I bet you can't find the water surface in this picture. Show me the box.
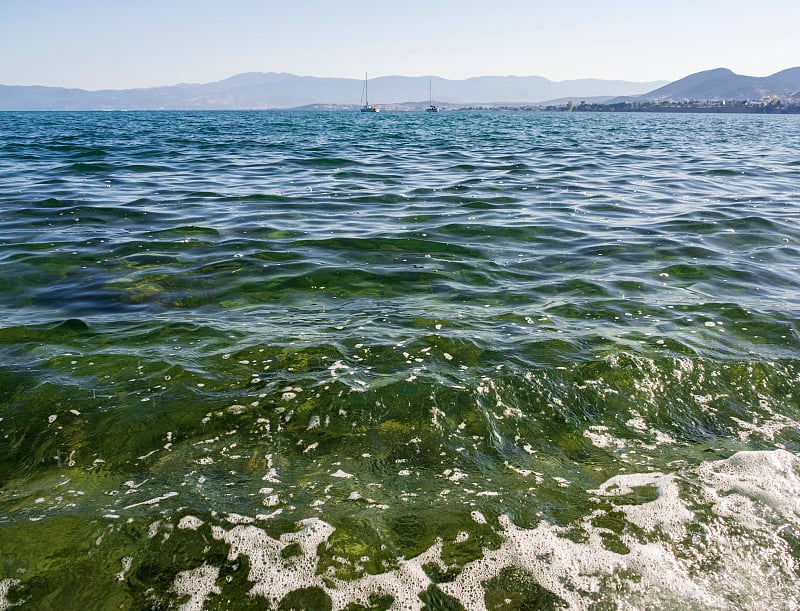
[1,110,799,609]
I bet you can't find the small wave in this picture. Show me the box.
[290,156,362,168]
[184,191,225,199]
[121,163,175,173]
[219,193,293,203]
[59,162,116,174]
[146,225,222,238]
[695,168,742,176]
[344,193,407,204]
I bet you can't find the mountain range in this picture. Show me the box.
[628,67,800,102]
[0,68,798,110]
[0,73,665,110]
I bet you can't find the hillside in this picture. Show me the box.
[637,67,800,101]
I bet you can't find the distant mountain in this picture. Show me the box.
[0,73,667,110]
[633,67,800,102]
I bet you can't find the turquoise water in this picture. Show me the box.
[1,110,799,609]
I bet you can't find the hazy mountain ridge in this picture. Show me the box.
[0,72,666,110]
[3,68,798,110]
[627,67,800,102]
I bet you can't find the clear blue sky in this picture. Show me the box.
[1,0,797,90]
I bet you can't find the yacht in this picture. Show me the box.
[360,73,380,112]
[425,78,440,112]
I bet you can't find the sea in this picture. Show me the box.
[0,110,799,610]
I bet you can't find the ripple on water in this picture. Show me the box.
[0,110,799,609]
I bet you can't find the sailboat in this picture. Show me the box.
[425,77,440,112]
[360,73,379,112]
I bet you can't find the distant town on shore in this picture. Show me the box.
[1,67,799,112]
[462,99,800,114]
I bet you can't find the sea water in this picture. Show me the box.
[0,110,799,610]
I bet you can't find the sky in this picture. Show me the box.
[1,0,798,90]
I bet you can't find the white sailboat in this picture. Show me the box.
[360,73,379,112]
[425,77,440,112]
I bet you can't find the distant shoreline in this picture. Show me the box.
[2,102,799,114]
[564,100,800,114]
[454,100,800,114]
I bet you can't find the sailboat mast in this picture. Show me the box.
[360,72,379,112]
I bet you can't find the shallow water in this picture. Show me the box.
[1,110,799,609]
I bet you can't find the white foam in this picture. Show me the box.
[115,556,133,582]
[225,513,255,525]
[123,491,179,510]
[698,449,800,521]
[255,508,283,520]
[592,472,693,540]
[584,425,626,449]
[685,449,800,609]
[439,514,727,610]
[731,413,794,443]
[178,516,204,530]
[326,541,444,611]
[214,518,335,606]
[159,450,800,609]
[0,580,20,611]
[173,565,220,611]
